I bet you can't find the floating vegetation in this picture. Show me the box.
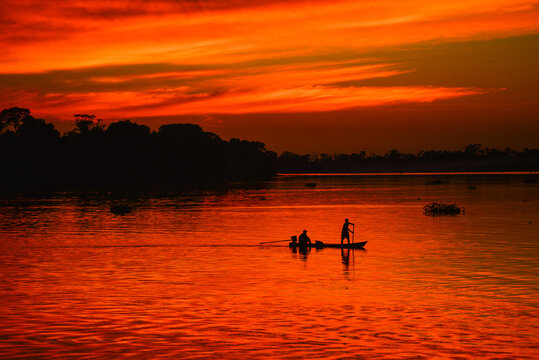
[424,202,463,215]
[305,182,317,187]
[110,204,132,215]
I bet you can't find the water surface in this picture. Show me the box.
[0,173,538,359]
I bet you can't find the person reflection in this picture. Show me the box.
[342,248,350,267]
[298,244,311,260]
[342,248,357,274]
[290,244,312,259]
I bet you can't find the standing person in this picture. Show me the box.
[298,230,311,247]
[341,218,354,244]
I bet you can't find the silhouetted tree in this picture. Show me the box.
[104,120,152,185]
[0,107,33,134]
[0,108,62,188]
[73,114,104,133]
[464,143,482,156]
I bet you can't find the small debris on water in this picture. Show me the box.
[305,182,317,187]
[110,204,132,215]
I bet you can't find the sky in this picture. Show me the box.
[1,0,538,153]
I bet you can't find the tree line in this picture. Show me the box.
[277,144,539,173]
[1,107,537,190]
[0,107,276,189]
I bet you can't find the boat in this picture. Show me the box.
[289,241,367,249]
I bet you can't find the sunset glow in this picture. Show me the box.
[1,2,538,357]
[1,0,538,152]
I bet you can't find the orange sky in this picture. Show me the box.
[1,0,538,153]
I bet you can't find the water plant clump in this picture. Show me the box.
[424,202,462,215]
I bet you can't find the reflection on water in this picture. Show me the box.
[0,173,538,359]
[341,248,351,270]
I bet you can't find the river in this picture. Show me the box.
[0,173,537,359]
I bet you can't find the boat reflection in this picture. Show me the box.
[291,245,312,261]
[289,243,365,267]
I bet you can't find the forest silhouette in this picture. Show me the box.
[1,107,537,190]
[0,107,276,189]
[277,145,539,173]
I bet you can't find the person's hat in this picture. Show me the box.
[303,229,307,232]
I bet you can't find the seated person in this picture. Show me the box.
[298,230,311,246]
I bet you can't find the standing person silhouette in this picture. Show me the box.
[341,219,354,244]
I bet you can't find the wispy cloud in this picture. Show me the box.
[2,0,537,70]
[0,0,537,121]
[0,57,487,118]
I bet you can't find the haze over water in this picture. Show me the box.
[0,173,537,359]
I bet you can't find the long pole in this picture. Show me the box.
[352,223,355,244]
[259,239,290,245]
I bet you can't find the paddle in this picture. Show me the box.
[259,239,290,245]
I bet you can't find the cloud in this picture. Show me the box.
[1,0,537,72]
[3,32,537,120]
[0,0,536,132]
[0,84,486,121]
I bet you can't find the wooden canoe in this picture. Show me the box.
[289,241,367,249]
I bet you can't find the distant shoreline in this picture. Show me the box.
[278,171,539,176]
